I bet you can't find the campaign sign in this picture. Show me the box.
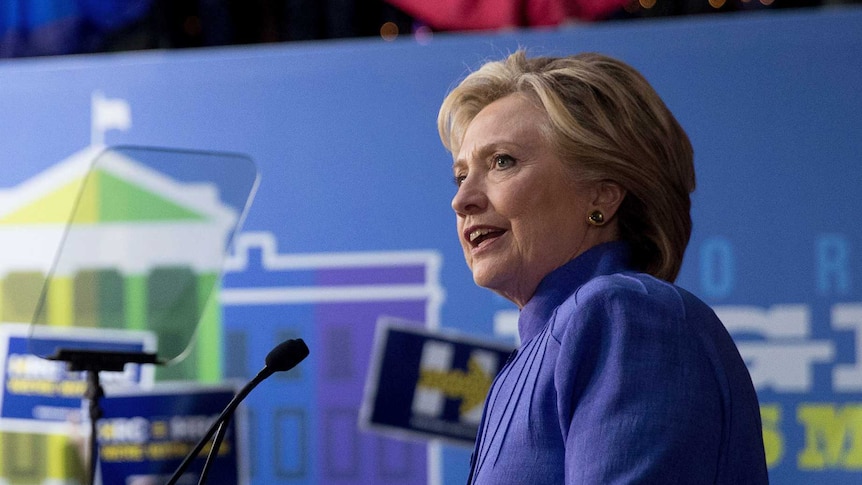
[0,324,154,423]
[361,318,515,446]
[97,384,242,485]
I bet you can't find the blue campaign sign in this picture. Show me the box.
[0,324,154,423]
[361,319,514,446]
[97,384,242,485]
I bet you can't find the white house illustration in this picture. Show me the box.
[0,94,249,485]
[0,96,240,383]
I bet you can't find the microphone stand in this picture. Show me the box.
[166,338,309,485]
[166,367,271,485]
[197,420,229,485]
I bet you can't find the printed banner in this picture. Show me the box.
[0,323,155,424]
[98,383,242,485]
[1,7,860,483]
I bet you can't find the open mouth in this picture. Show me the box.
[467,227,505,248]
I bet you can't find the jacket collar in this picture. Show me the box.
[518,241,632,344]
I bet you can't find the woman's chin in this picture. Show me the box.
[472,270,499,292]
[472,268,513,299]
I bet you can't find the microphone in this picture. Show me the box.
[265,338,310,373]
[165,338,309,485]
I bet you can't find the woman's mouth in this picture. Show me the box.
[467,227,505,248]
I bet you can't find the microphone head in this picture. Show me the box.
[265,338,309,372]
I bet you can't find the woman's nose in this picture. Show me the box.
[451,175,487,215]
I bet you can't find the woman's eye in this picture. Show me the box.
[494,154,515,169]
[453,174,467,186]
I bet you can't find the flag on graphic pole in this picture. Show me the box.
[91,91,132,146]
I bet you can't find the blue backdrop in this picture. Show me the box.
[0,6,860,484]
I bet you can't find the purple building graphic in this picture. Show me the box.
[221,232,445,484]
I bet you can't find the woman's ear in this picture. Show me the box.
[593,181,626,221]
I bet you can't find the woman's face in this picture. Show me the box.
[451,94,603,307]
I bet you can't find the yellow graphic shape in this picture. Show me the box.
[417,356,493,415]
[0,177,86,224]
[46,276,73,326]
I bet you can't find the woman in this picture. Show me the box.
[438,51,768,484]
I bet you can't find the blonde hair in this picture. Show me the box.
[438,51,695,282]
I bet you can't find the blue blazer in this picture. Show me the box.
[468,242,768,484]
